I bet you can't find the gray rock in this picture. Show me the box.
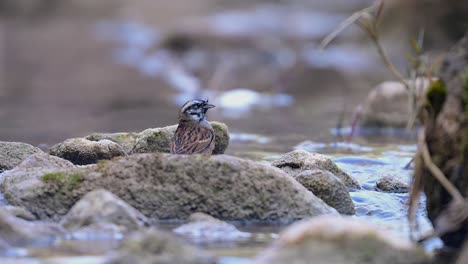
[0,153,76,217]
[272,150,360,190]
[0,141,43,172]
[295,170,355,215]
[174,212,250,242]
[376,175,409,193]
[50,138,127,165]
[60,189,150,232]
[254,216,429,264]
[130,121,229,155]
[107,228,216,264]
[0,206,36,221]
[360,78,431,128]
[86,132,139,153]
[2,153,337,223]
[0,211,65,246]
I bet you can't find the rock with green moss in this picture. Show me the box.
[294,169,355,215]
[106,228,217,264]
[0,152,74,192]
[130,126,176,154]
[60,189,149,232]
[0,141,43,172]
[0,153,76,219]
[130,121,229,155]
[50,138,127,165]
[360,78,433,128]
[272,150,360,190]
[254,216,429,264]
[86,132,139,153]
[1,153,337,222]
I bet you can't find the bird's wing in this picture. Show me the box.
[172,124,214,154]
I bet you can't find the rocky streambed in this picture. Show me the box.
[0,122,439,264]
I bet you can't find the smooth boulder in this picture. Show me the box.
[1,153,337,223]
[0,141,43,172]
[107,228,216,264]
[272,150,360,190]
[254,216,429,264]
[295,170,355,215]
[60,189,150,231]
[50,138,127,165]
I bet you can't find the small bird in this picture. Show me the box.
[171,99,216,155]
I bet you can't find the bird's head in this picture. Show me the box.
[179,99,215,122]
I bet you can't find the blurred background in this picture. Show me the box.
[0,0,466,154]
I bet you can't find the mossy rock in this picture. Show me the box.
[1,153,336,222]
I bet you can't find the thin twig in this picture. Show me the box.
[418,130,464,202]
[372,34,410,89]
[319,2,380,50]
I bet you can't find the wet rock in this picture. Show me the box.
[272,150,360,190]
[376,174,409,193]
[70,222,127,240]
[254,216,429,264]
[86,132,139,154]
[0,141,43,172]
[2,153,337,223]
[360,78,431,128]
[107,228,217,264]
[60,189,150,232]
[0,211,65,246]
[174,212,250,242]
[295,170,355,215]
[0,206,36,221]
[131,122,229,155]
[50,138,127,165]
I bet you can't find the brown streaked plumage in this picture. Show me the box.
[171,99,215,155]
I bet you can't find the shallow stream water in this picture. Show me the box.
[0,0,444,263]
[0,132,442,263]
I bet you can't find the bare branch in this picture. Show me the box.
[418,130,464,202]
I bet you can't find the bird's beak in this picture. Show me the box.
[203,103,215,109]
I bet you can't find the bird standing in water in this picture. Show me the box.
[171,99,215,155]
